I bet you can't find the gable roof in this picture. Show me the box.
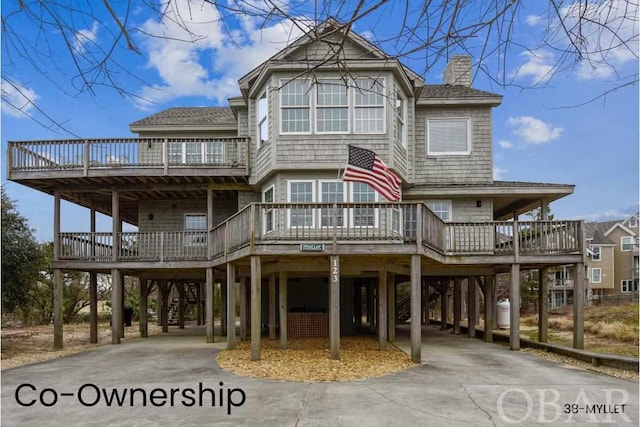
[129,107,237,131]
[584,221,619,240]
[590,227,616,245]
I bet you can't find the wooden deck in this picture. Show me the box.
[55,202,584,269]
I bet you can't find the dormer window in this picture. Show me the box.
[257,90,269,146]
[629,217,638,228]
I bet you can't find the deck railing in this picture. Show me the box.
[57,203,583,262]
[8,137,249,174]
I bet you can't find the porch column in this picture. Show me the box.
[161,281,169,333]
[484,275,494,343]
[453,278,461,335]
[573,263,586,349]
[388,274,396,342]
[510,264,521,350]
[440,283,448,331]
[467,277,476,338]
[178,283,185,329]
[269,274,276,340]
[279,271,288,349]
[239,276,248,341]
[250,256,262,361]
[139,279,148,338]
[538,267,549,342]
[329,255,341,359]
[378,269,388,351]
[221,282,227,336]
[410,255,422,363]
[89,272,98,343]
[53,268,64,349]
[111,269,122,344]
[206,268,214,343]
[227,263,236,350]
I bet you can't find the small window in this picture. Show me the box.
[629,217,638,228]
[427,118,471,155]
[591,268,602,283]
[168,141,224,164]
[394,90,406,148]
[592,246,601,261]
[257,90,269,146]
[185,214,207,246]
[263,186,274,233]
[426,201,451,221]
[621,236,633,251]
[621,279,638,293]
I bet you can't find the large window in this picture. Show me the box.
[257,90,269,146]
[427,118,471,155]
[591,268,602,283]
[168,141,224,164]
[320,181,345,226]
[316,80,348,133]
[621,279,638,292]
[621,236,633,251]
[354,78,385,133]
[287,181,315,227]
[281,80,311,133]
[185,214,207,246]
[592,246,601,261]
[351,182,378,227]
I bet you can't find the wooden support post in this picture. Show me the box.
[538,267,549,343]
[510,264,521,350]
[410,255,422,363]
[239,276,248,341]
[440,283,448,331]
[119,274,125,338]
[453,278,461,335]
[178,284,185,329]
[53,268,64,349]
[354,283,362,328]
[269,274,276,340]
[378,269,388,351]
[155,281,162,326]
[250,256,261,361]
[329,255,340,359]
[474,278,481,326]
[221,282,227,336]
[573,263,585,349]
[89,272,98,343]
[53,191,61,261]
[279,271,288,349]
[388,275,396,343]
[227,263,236,350]
[467,277,476,338]
[367,283,375,331]
[484,275,494,343]
[161,281,169,333]
[196,283,202,326]
[111,269,121,344]
[112,191,119,261]
[139,278,148,338]
[206,268,214,343]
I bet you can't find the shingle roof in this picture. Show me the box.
[419,84,501,99]
[584,220,621,239]
[130,107,236,127]
[590,226,616,244]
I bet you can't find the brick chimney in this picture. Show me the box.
[444,55,472,86]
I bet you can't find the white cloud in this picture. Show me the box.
[135,0,307,107]
[1,79,40,118]
[493,167,508,180]
[498,139,513,149]
[514,51,555,84]
[525,15,544,26]
[73,21,99,54]
[508,116,562,144]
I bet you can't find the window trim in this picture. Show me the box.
[591,246,601,261]
[621,236,633,251]
[279,79,312,135]
[426,117,472,156]
[286,180,316,228]
[591,267,602,283]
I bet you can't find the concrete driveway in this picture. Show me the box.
[2,326,638,426]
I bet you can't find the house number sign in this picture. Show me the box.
[300,243,325,252]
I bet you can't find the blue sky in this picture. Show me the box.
[1,0,638,242]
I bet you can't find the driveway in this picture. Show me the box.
[2,326,637,426]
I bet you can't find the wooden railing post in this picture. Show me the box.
[83,140,90,176]
[249,204,256,254]
[160,233,164,263]
[513,220,520,262]
[332,203,338,252]
[416,204,423,250]
[163,138,169,175]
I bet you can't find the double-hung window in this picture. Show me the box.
[621,236,633,251]
[354,78,385,133]
[263,186,274,233]
[427,118,471,155]
[281,80,310,133]
[320,181,345,227]
[316,80,348,133]
[592,246,601,261]
[591,268,602,283]
[257,90,269,146]
[168,141,224,165]
[185,214,207,246]
[288,181,315,227]
[394,90,406,148]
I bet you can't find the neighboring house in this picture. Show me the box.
[585,213,640,302]
[6,19,587,361]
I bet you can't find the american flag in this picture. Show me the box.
[342,145,401,201]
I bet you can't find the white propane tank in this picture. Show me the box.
[497,300,510,329]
